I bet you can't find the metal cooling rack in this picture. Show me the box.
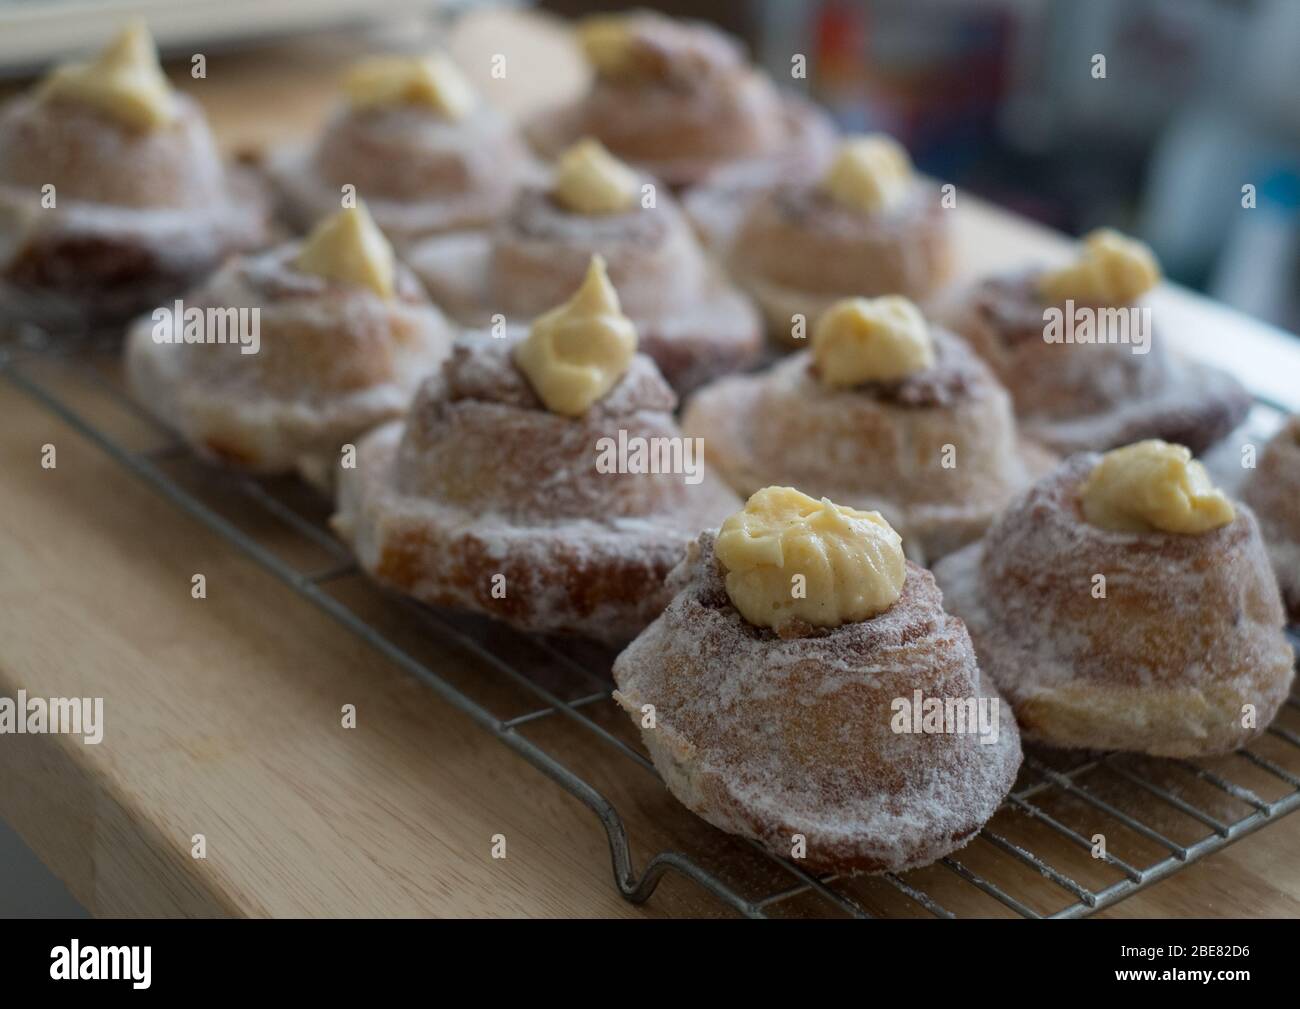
[3,333,1299,919]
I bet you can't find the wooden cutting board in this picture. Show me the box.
[1,11,1297,918]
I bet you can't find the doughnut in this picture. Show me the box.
[934,451,1295,756]
[333,335,739,643]
[613,527,1021,872]
[125,206,453,477]
[683,315,1055,563]
[1242,415,1300,620]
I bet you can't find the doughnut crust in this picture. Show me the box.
[333,337,739,643]
[933,454,1295,757]
[408,186,762,394]
[938,273,1252,455]
[724,182,953,344]
[613,534,1022,873]
[269,100,538,248]
[681,140,836,256]
[1242,415,1300,620]
[0,93,272,333]
[526,15,834,188]
[682,328,1057,563]
[125,243,453,475]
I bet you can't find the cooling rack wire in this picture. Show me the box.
[2,331,1298,919]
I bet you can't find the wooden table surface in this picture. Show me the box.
[1,11,1298,918]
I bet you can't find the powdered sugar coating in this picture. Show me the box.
[0,93,224,208]
[0,93,272,331]
[933,454,1294,756]
[407,185,762,395]
[488,186,705,315]
[527,15,834,187]
[612,533,1022,872]
[723,181,953,341]
[680,138,836,255]
[125,241,453,474]
[333,337,740,642]
[682,328,1056,563]
[269,101,538,246]
[938,273,1251,455]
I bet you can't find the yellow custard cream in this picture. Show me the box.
[39,21,176,130]
[514,255,638,416]
[1039,228,1161,305]
[715,486,906,630]
[1080,440,1235,534]
[812,296,934,387]
[344,54,475,120]
[553,139,640,215]
[578,15,637,80]
[295,203,396,299]
[821,134,913,214]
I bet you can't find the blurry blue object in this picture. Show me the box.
[1209,167,1300,332]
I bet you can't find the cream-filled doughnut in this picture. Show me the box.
[934,446,1294,756]
[333,257,739,642]
[125,204,453,477]
[613,489,1021,872]
[937,230,1251,455]
[0,23,272,333]
[683,297,1055,563]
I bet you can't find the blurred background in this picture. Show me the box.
[2,0,1298,334]
[560,0,1300,332]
